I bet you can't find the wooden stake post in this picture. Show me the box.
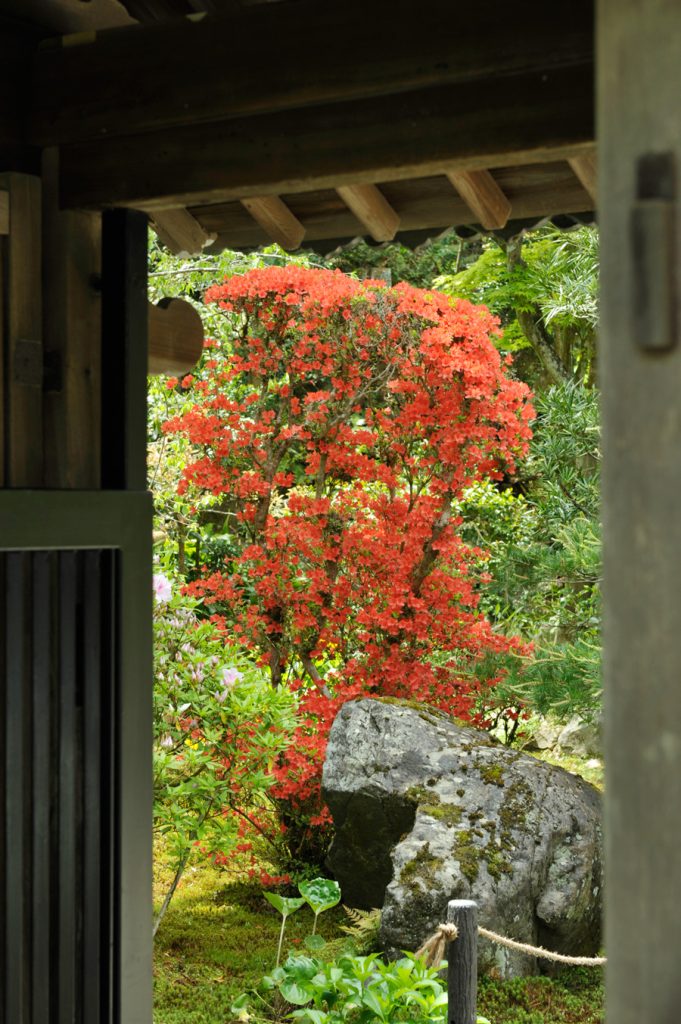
[447,900,478,1024]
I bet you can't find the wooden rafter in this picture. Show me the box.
[568,152,597,203]
[336,184,400,242]
[446,169,512,229]
[192,162,597,252]
[151,208,216,254]
[239,196,306,250]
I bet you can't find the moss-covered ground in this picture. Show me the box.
[153,869,603,1023]
[153,752,604,1023]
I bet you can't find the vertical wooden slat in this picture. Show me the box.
[42,149,102,489]
[0,555,5,1020]
[599,3,681,1023]
[118,524,154,1024]
[0,236,5,488]
[32,552,53,1024]
[101,550,117,1024]
[82,550,102,1021]
[101,209,148,491]
[4,552,29,1023]
[3,173,43,487]
[58,551,78,1023]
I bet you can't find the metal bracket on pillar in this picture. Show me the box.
[632,151,678,352]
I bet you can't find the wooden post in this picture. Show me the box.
[599,3,681,1023]
[447,900,478,1024]
[101,208,148,491]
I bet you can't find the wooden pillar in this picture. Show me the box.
[101,209,148,491]
[599,3,681,1022]
[42,149,102,489]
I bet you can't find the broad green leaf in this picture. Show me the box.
[298,878,341,915]
[280,978,314,1005]
[304,933,326,952]
[264,892,306,917]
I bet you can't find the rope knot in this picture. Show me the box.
[415,922,459,967]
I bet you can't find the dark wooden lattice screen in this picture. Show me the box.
[0,489,153,1024]
[1,550,117,1022]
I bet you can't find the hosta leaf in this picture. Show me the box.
[264,892,306,917]
[298,877,341,915]
[280,979,314,1005]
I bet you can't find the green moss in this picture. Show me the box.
[478,967,604,1024]
[405,786,462,827]
[480,763,506,787]
[369,696,448,726]
[400,842,444,889]
[499,778,532,837]
[453,829,482,883]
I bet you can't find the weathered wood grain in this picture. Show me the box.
[0,191,8,234]
[336,184,400,241]
[31,1,594,147]
[148,298,204,375]
[42,149,102,488]
[189,159,595,250]
[1,172,43,487]
[599,3,681,1023]
[151,207,216,254]
[568,152,597,203]
[239,195,306,249]
[58,65,594,210]
[447,169,512,229]
[447,901,478,1024]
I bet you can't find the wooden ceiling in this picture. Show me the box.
[2,0,596,254]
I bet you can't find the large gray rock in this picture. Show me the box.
[322,699,602,977]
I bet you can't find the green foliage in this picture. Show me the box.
[321,232,467,289]
[435,227,599,383]
[478,968,603,1024]
[152,578,298,930]
[148,238,316,578]
[458,381,601,723]
[264,892,308,967]
[233,951,452,1023]
[337,907,382,953]
[299,878,342,934]
[264,878,341,966]
[153,852,602,1024]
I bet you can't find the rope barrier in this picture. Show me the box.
[416,922,606,968]
[477,925,607,966]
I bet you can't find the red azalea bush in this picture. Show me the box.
[164,266,533,864]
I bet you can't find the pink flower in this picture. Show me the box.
[153,573,172,603]
[221,666,243,687]
[215,665,243,703]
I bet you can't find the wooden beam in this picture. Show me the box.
[336,184,400,242]
[199,160,596,252]
[58,64,594,210]
[239,196,306,250]
[151,207,216,255]
[568,153,597,203]
[0,190,8,234]
[446,169,512,229]
[31,1,594,148]
[148,298,204,375]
